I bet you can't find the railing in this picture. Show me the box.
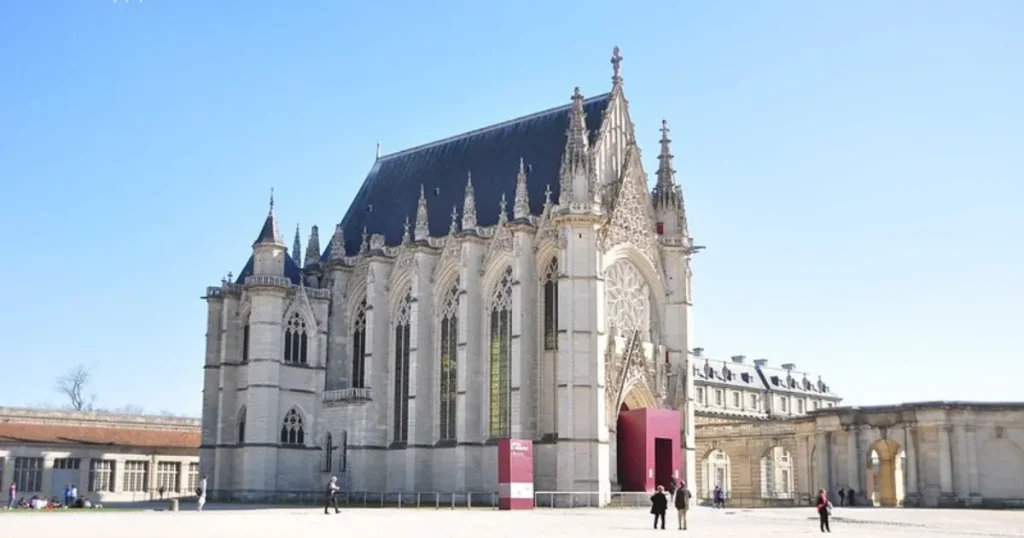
[245,275,292,288]
[323,387,372,404]
[306,287,331,300]
[694,493,817,509]
[207,489,500,508]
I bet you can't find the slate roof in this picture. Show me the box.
[0,422,199,449]
[234,253,303,285]
[322,93,611,259]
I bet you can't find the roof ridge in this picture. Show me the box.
[379,93,611,162]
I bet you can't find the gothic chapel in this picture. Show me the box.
[201,48,699,504]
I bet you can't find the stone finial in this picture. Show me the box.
[611,46,623,86]
[292,224,303,268]
[402,215,412,244]
[462,171,477,230]
[414,184,430,241]
[498,192,509,225]
[329,223,346,261]
[227,271,233,282]
[360,227,369,254]
[304,225,321,267]
[375,142,381,160]
[544,184,553,209]
[449,206,459,235]
[513,158,530,219]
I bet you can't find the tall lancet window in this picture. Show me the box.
[438,279,460,441]
[323,432,333,472]
[280,408,305,445]
[489,266,513,439]
[351,298,368,389]
[237,406,246,444]
[392,291,412,443]
[284,312,309,365]
[242,322,250,363]
[542,257,559,350]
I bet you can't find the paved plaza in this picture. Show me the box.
[3,505,1024,538]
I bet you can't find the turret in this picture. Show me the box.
[252,191,286,277]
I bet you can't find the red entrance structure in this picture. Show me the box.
[616,407,681,491]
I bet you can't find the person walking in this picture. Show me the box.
[816,489,832,533]
[70,485,78,506]
[324,476,340,514]
[649,485,668,530]
[837,488,845,507]
[197,475,207,512]
[6,482,15,510]
[667,476,678,499]
[674,481,692,530]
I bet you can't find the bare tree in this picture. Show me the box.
[55,365,96,411]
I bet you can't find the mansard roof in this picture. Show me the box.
[233,253,304,285]
[322,93,611,259]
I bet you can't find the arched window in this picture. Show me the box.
[542,257,558,350]
[280,408,305,445]
[489,266,513,439]
[351,298,368,389]
[242,322,250,363]
[284,312,309,365]
[237,406,246,444]
[323,432,333,472]
[392,291,412,443]
[439,279,459,441]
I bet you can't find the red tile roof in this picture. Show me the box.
[0,422,199,450]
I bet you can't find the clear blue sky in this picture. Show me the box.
[1,1,1021,415]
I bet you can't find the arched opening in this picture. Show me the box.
[865,439,904,507]
[759,446,794,499]
[702,449,732,500]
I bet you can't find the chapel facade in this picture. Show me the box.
[199,48,699,503]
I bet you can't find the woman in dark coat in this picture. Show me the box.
[650,485,668,530]
[816,488,832,533]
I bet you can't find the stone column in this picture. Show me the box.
[845,426,860,495]
[455,238,485,492]
[405,250,437,491]
[510,229,538,440]
[966,425,981,505]
[903,425,920,506]
[954,423,969,501]
[937,425,956,505]
[816,432,831,498]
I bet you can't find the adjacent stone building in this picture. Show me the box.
[694,402,1024,508]
[691,353,841,424]
[0,407,200,503]
[200,48,700,504]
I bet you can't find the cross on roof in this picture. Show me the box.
[611,46,623,82]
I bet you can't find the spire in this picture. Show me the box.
[513,158,530,219]
[329,223,346,261]
[543,184,553,211]
[449,206,459,235]
[402,215,412,244]
[462,171,477,230]
[375,142,381,160]
[292,224,303,267]
[252,189,284,247]
[651,120,689,237]
[497,193,509,225]
[304,226,321,267]
[558,87,592,206]
[414,184,430,241]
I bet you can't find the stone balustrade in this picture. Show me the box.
[322,388,372,406]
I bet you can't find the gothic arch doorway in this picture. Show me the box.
[866,439,905,507]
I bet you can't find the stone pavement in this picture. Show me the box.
[3,505,1024,538]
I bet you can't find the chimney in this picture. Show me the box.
[730,355,746,364]
[692,348,704,358]
[781,363,796,371]
[753,359,768,368]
